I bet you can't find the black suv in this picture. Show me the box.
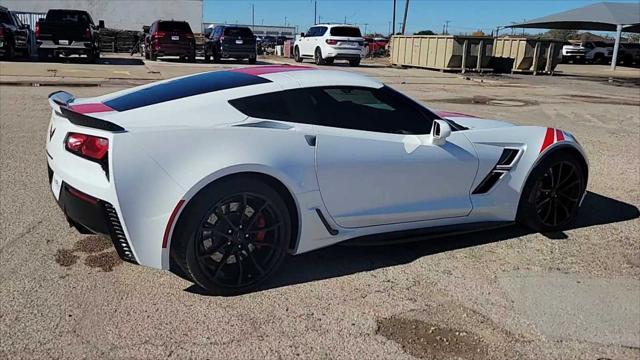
[205,26,256,63]
[0,6,33,60]
[36,9,104,62]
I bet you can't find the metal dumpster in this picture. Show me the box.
[492,37,563,75]
[390,35,493,72]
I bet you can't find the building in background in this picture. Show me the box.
[0,0,203,32]
[203,22,296,38]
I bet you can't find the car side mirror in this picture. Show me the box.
[143,25,150,34]
[300,32,305,37]
[98,20,105,29]
[428,120,451,146]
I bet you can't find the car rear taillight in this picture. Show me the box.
[153,31,166,39]
[65,133,109,161]
[184,33,194,39]
[326,39,338,45]
[0,27,4,37]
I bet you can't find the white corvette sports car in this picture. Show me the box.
[46,65,588,294]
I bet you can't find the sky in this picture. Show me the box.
[203,0,639,35]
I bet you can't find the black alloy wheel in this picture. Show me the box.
[518,152,585,232]
[182,177,291,295]
[314,47,325,65]
[532,161,583,228]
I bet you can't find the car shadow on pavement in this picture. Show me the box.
[183,191,639,296]
[6,56,145,65]
[156,58,273,66]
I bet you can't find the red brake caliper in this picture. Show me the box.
[255,215,267,243]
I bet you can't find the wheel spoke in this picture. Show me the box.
[215,206,237,231]
[211,250,231,279]
[201,227,232,240]
[243,243,265,275]
[236,251,244,286]
[541,199,553,223]
[559,179,580,192]
[557,167,576,188]
[552,199,558,225]
[199,240,228,259]
[558,191,579,202]
[536,197,551,209]
[556,198,571,219]
[246,201,270,230]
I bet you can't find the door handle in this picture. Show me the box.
[304,135,316,147]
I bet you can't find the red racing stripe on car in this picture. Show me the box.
[555,129,565,142]
[68,103,116,114]
[162,199,185,248]
[540,127,556,153]
[229,65,315,76]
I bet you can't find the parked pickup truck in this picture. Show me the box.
[0,5,33,60]
[36,9,104,62]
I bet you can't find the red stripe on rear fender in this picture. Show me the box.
[540,127,555,153]
[162,200,185,248]
[555,129,565,142]
[69,103,115,114]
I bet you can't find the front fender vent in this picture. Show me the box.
[473,148,521,194]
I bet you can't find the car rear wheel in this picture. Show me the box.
[314,47,325,65]
[517,152,586,232]
[248,56,256,64]
[180,177,292,295]
[294,47,302,62]
[349,58,361,67]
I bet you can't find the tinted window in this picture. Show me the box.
[105,71,271,112]
[46,10,92,24]
[229,89,316,124]
[0,11,12,25]
[312,86,435,134]
[330,27,362,37]
[158,21,192,33]
[224,27,253,37]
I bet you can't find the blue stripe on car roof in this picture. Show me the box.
[104,71,271,112]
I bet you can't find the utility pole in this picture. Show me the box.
[285,16,287,27]
[251,4,255,31]
[314,0,317,25]
[363,23,368,35]
[444,20,450,35]
[392,0,396,35]
[388,21,391,36]
[401,0,409,35]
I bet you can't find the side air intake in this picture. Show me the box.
[473,148,521,194]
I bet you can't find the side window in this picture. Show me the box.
[228,89,316,125]
[310,86,435,134]
[306,27,316,37]
[316,26,328,37]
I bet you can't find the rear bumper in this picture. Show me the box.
[324,48,363,59]
[38,40,94,51]
[49,164,138,263]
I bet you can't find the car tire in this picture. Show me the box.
[213,52,220,63]
[248,56,256,64]
[325,58,334,65]
[517,151,586,233]
[294,47,302,63]
[37,49,49,61]
[177,176,292,295]
[150,50,157,61]
[4,41,15,60]
[314,47,325,65]
[204,52,211,62]
[349,58,361,67]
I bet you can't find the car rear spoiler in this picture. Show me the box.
[48,91,126,132]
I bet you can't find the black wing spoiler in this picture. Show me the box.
[48,91,126,132]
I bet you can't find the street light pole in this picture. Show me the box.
[401,0,409,35]
[392,0,396,35]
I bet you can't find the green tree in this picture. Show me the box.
[414,30,435,35]
[543,29,578,41]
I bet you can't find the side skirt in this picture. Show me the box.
[342,221,514,246]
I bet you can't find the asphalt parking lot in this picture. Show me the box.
[1,54,639,359]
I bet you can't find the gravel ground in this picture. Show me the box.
[0,57,639,359]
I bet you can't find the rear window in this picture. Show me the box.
[46,10,93,24]
[158,21,192,33]
[224,27,253,37]
[330,27,361,37]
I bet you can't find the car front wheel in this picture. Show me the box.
[517,152,586,232]
[178,177,292,295]
[294,47,302,62]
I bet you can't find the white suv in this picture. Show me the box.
[294,24,364,66]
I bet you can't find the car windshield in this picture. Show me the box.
[330,27,362,37]
[159,21,192,33]
[46,10,93,24]
[0,11,12,25]
[224,27,253,37]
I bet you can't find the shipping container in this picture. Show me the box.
[390,35,493,72]
[492,37,563,75]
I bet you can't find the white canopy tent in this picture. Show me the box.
[506,2,640,70]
